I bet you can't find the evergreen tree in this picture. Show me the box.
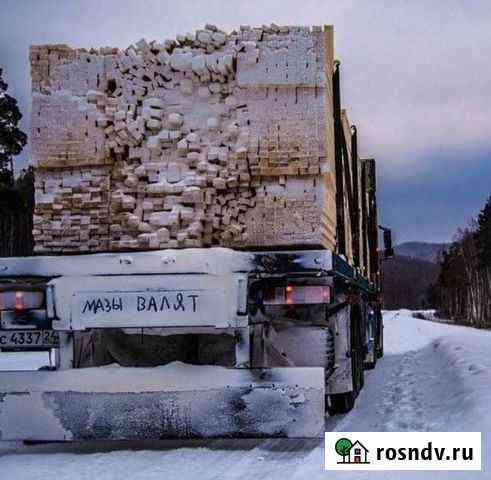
[476,196,491,268]
[0,67,27,188]
[433,197,491,328]
[15,165,35,210]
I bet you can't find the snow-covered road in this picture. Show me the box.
[1,310,490,479]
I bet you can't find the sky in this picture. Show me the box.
[0,0,490,244]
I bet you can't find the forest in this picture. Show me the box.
[432,196,491,329]
[0,67,32,257]
[382,254,439,310]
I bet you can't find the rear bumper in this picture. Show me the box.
[0,364,325,440]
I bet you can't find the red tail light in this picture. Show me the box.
[0,290,45,311]
[264,285,331,305]
[14,292,24,311]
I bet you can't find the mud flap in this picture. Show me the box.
[0,364,324,440]
[326,305,353,395]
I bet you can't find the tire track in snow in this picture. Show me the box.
[377,350,427,431]
[332,343,467,434]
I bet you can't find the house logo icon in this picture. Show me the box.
[335,437,370,464]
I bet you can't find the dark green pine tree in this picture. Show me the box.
[0,67,27,189]
[15,165,35,210]
[476,195,491,268]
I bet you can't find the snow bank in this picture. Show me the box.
[437,332,491,432]
[383,309,481,355]
[0,351,49,371]
[384,309,491,429]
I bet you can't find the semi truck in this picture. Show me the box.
[0,26,389,440]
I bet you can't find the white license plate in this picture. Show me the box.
[0,330,59,348]
[72,289,228,328]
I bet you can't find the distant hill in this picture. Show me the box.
[381,254,440,309]
[394,242,449,264]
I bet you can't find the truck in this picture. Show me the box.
[0,24,389,440]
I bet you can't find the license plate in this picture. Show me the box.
[0,330,59,348]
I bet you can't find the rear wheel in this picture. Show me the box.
[328,391,355,414]
[364,359,376,370]
[351,303,365,392]
[327,348,364,415]
[376,308,384,359]
[328,304,365,414]
[38,365,56,371]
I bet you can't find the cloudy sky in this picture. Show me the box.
[1,0,490,244]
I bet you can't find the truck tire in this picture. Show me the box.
[364,359,376,370]
[328,354,363,415]
[351,303,365,393]
[328,391,355,414]
[38,365,56,371]
[376,309,384,359]
[328,304,365,415]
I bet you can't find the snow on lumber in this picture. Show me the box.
[29,24,338,253]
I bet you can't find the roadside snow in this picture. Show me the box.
[0,351,50,370]
[298,311,491,479]
[0,310,490,479]
[382,309,491,433]
[383,309,477,355]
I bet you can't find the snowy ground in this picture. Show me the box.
[0,310,489,479]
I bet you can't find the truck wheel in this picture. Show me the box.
[376,309,384,358]
[38,365,56,371]
[328,342,364,414]
[351,304,365,392]
[327,391,355,414]
[365,360,376,370]
[326,304,365,415]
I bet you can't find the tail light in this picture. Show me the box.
[15,292,24,310]
[0,290,45,311]
[263,285,331,305]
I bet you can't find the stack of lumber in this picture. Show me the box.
[30,24,338,253]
